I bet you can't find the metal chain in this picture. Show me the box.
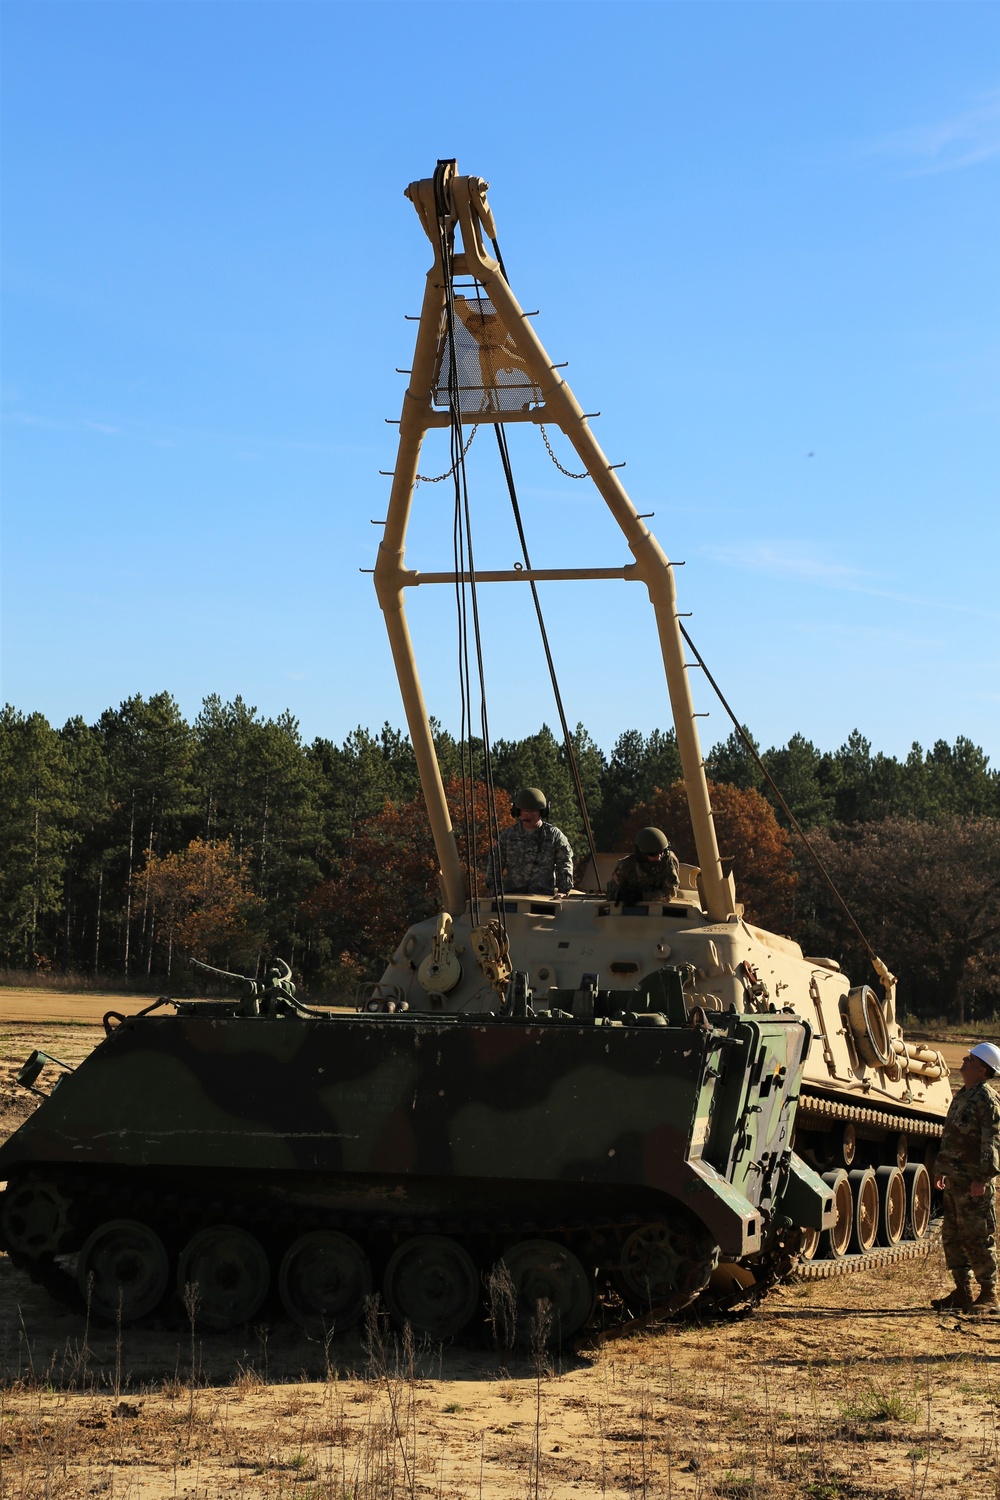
[416,424,478,483]
[539,423,589,479]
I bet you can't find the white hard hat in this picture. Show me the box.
[971,1042,1000,1074]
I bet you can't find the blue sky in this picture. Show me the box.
[3,0,998,764]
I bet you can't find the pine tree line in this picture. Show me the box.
[1,694,998,1014]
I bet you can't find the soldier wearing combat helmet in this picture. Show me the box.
[931,1041,1000,1313]
[485,787,574,897]
[606,827,680,906]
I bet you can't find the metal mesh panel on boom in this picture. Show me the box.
[433,295,543,414]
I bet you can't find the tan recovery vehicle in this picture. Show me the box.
[371,161,950,1289]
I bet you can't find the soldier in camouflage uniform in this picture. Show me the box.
[931,1041,1000,1313]
[607,827,680,906]
[486,787,574,897]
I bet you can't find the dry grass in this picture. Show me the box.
[3,1245,1000,1500]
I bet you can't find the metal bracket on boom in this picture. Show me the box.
[417,911,463,995]
[471,919,513,1000]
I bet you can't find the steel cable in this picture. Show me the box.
[487,236,601,892]
[679,622,883,973]
[433,166,507,926]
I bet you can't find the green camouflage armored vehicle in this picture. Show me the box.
[370,162,950,1281]
[0,960,828,1335]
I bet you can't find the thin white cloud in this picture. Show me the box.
[863,91,1000,175]
[703,541,871,585]
[705,539,1000,621]
[0,408,372,454]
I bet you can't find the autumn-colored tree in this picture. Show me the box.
[137,837,266,973]
[795,816,1000,1022]
[614,780,797,932]
[302,778,511,973]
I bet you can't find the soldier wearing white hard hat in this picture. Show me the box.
[931,1041,1000,1313]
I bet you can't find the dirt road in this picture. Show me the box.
[0,989,145,1023]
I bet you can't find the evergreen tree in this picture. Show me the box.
[0,708,76,967]
[57,716,111,974]
[831,730,873,823]
[561,722,606,853]
[98,692,195,976]
[308,721,420,860]
[760,733,837,830]
[597,727,682,844]
[923,736,998,817]
[193,697,322,966]
[706,728,763,793]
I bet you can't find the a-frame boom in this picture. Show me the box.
[374,162,737,924]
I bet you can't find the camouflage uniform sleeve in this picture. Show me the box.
[606,858,625,901]
[938,1084,1000,1181]
[552,826,574,894]
[979,1086,1000,1180]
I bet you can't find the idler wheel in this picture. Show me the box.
[382,1235,479,1338]
[903,1162,932,1241]
[177,1225,270,1330]
[848,1168,879,1252]
[875,1165,907,1246]
[77,1219,170,1324]
[819,1170,853,1258]
[1,1178,70,1257]
[279,1231,372,1334]
[495,1239,593,1342]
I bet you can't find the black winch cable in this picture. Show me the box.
[486,237,602,891]
[433,165,506,924]
[493,421,602,890]
[433,173,476,902]
[679,622,883,973]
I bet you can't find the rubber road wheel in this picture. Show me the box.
[848,1169,879,1253]
[904,1162,932,1240]
[279,1231,372,1334]
[820,1170,853,1259]
[382,1235,479,1339]
[78,1219,170,1324]
[875,1165,907,1246]
[496,1239,593,1342]
[177,1225,270,1331]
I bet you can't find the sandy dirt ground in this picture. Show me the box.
[1,1005,997,1499]
[0,992,158,1024]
